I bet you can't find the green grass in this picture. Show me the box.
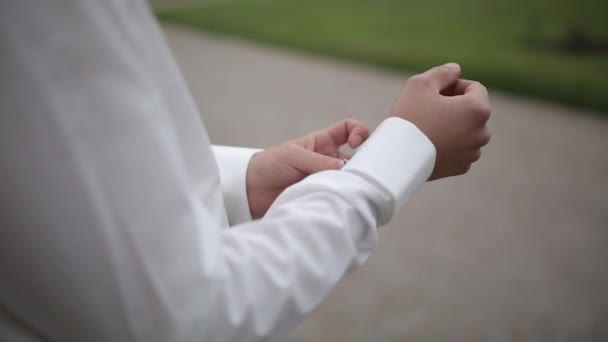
[157,0,608,113]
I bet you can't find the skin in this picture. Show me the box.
[246,119,369,219]
[246,63,491,219]
[390,63,491,180]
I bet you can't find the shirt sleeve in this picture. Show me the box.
[0,2,436,342]
[343,117,436,210]
[211,145,261,225]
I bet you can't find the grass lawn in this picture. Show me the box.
[156,0,608,113]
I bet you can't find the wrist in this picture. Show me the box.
[342,117,436,218]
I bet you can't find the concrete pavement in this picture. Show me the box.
[163,25,608,341]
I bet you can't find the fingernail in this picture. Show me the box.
[445,63,460,72]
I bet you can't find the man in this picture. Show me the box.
[0,1,490,341]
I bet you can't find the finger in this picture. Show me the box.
[451,79,476,96]
[450,81,491,123]
[288,146,344,174]
[439,82,457,96]
[467,149,482,163]
[461,80,489,100]
[441,79,481,97]
[477,127,491,146]
[422,63,461,91]
[322,119,370,148]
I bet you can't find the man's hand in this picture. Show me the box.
[246,119,369,219]
[391,63,492,180]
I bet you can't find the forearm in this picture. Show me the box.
[0,0,441,339]
[0,160,388,342]
[207,170,390,341]
[1,114,433,342]
[195,118,436,340]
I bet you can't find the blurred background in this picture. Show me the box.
[153,0,607,340]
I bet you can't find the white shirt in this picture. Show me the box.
[0,1,435,341]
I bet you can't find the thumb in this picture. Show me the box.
[422,62,461,91]
[288,146,344,174]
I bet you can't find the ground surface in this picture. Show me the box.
[164,25,608,341]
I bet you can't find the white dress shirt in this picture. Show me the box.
[0,1,435,341]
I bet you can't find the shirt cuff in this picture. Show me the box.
[342,117,436,223]
[212,145,261,225]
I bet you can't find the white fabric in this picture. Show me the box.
[0,1,435,341]
[343,117,436,209]
[211,145,261,225]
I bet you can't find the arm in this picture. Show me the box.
[0,2,434,341]
[1,2,491,341]
[211,145,260,225]
[0,65,431,342]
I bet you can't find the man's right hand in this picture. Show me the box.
[390,63,492,180]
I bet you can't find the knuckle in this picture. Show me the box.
[470,81,486,93]
[447,163,470,177]
[284,143,300,155]
[472,83,491,113]
[437,65,452,75]
[460,163,472,175]
[479,129,492,146]
[465,99,491,121]
[345,118,365,130]
[476,102,492,120]
[461,95,478,110]
[408,74,431,87]
[470,149,482,162]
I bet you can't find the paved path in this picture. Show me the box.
[163,25,608,341]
